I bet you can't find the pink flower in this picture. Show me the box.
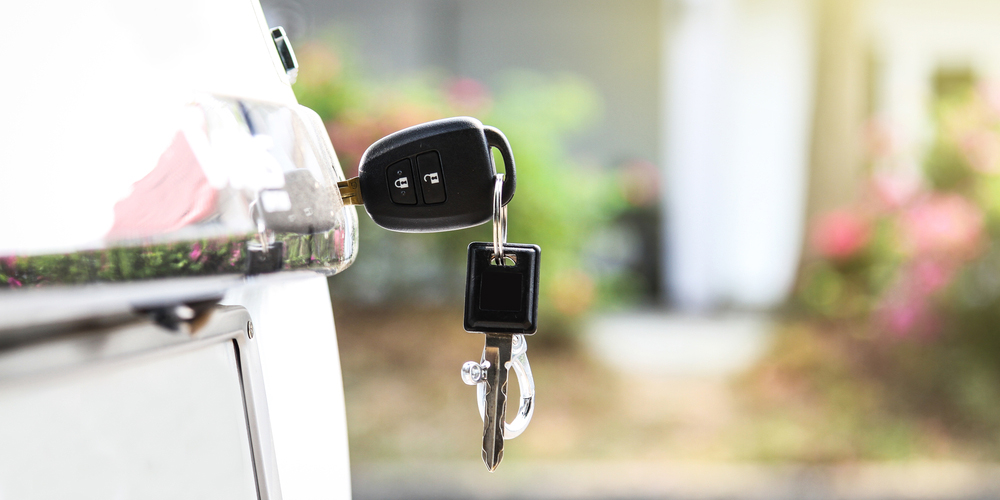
[877,275,944,339]
[901,194,983,259]
[877,296,938,339]
[870,172,920,210]
[7,277,21,288]
[446,78,492,113]
[189,242,202,261]
[229,247,242,266]
[909,259,955,295]
[810,210,871,260]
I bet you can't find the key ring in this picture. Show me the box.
[492,174,507,264]
[461,334,534,439]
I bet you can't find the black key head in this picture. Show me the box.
[464,242,540,334]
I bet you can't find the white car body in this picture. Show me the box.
[1,0,355,498]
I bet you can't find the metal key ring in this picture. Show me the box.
[475,335,534,439]
[492,174,508,264]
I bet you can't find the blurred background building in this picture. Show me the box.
[264,0,1000,310]
[257,0,1000,497]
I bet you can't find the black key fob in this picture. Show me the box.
[464,242,541,334]
[356,117,516,232]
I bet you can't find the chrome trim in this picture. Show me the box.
[1,97,358,290]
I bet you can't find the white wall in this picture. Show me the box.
[867,0,1000,171]
[263,0,663,171]
[661,0,816,310]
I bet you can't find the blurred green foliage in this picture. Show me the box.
[294,42,628,330]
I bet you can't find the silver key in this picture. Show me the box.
[481,334,512,471]
[460,175,538,472]
[462,334,535,472]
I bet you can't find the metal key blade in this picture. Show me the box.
[481,333,512,472]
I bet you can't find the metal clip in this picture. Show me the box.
[461,334,535,439]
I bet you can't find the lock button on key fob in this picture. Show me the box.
[386,159,417,205]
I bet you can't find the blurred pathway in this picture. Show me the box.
[583,312,773,376]
[340,307,1000,499]
[353,460,1000,500]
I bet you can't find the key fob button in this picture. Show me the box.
[416,151,447,204]
[386,159,417,205]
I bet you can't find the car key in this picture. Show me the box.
[336,116,516,232]
[334,119,538,470]
[461,175,540,472]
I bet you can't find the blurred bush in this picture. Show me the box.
[799,75,1000,336]
[293,42,632,331]
[749,74,1000,459]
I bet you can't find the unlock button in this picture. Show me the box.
[386,159,417,205]
[416,152,446,204]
